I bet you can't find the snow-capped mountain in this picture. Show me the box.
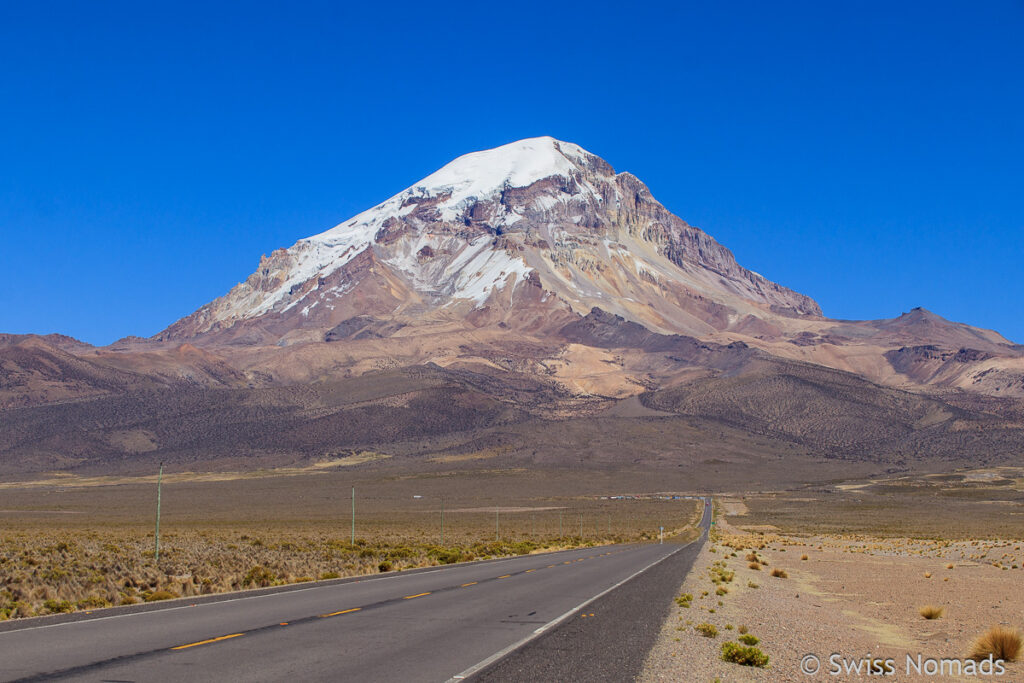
[158,137,819,344]
[4,138,1023,475]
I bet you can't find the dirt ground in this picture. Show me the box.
[641,499,1024,682]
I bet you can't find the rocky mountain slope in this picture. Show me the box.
[157,137,819,344]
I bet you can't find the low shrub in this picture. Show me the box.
[738,633,760,646]
[919,605,944,620]
[695,622,718,638]
[243,565,277,587]
[142,590,178,602]
[721,641,769,667]
[42,599,74,614]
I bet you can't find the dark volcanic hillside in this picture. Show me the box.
[1,353,1020,478]
[1,137,1022,477]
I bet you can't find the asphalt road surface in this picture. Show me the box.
[1,501,710,682]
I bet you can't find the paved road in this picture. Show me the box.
[1,501,710,682]
[473,504,710,682]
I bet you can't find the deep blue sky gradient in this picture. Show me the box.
[2,1,1021,344]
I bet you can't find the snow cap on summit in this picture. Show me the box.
[415,137,596,201]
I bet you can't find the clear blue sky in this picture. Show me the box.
[2,1,1021,345]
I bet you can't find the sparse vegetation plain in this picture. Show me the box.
[0,468,701,620]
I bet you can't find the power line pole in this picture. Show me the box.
[351,487,355,545]
[440,497,445,546]
[495,508,499,541]
[559,510,563,538]
[579,513,583,538]
[154,462,163,564]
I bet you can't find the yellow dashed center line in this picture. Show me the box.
[173,550,620,639]
[171,633,244,650]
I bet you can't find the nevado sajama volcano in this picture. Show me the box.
[158,137,820,344]
[2,137,1022,475]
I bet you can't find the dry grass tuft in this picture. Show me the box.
[769,567,788,578]
[969,626,1022,662]
[800,554,809,560]
[924,572,932,578]
[918,605,944,620]
[748,562,761,570]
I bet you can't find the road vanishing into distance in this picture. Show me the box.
[1,501,711,682]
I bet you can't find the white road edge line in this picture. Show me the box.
[445,508,708,683]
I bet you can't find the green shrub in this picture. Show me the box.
[243,565,277,587]
[43,599,74,614]
[76,595,112,609]
[142,590,178,602]
[695,622,718,638]
[738,633,760,646]
[721,641,769,667]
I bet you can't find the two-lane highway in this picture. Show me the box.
[1,502,710,682]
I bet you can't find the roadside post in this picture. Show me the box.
[154,462,163,563]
